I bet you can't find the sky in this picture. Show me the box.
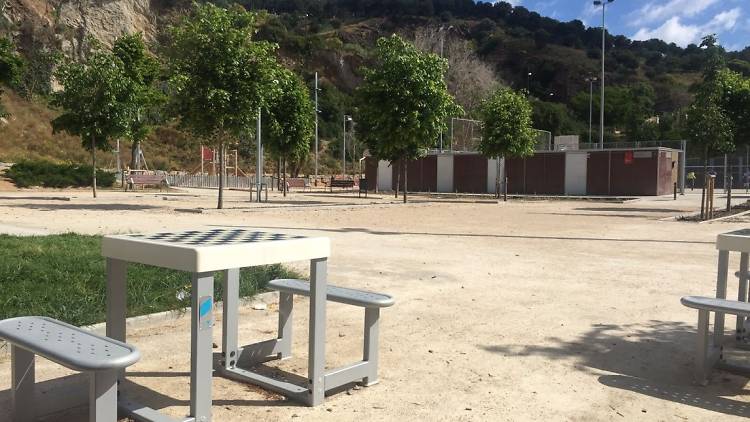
[497,0,750,51]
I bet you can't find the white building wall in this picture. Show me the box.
[487,158,498,194]
[377,160,392,191]
[436,155,454,193]
[564,152,588,195]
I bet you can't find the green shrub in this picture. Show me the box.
[5,160,115,188]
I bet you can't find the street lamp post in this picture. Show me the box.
[527,72,532,93]
[585,77,597,144]
[343,115,352,176]
[594,0,614,150]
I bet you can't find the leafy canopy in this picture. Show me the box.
[356,34,461,162]
[113,33,164,143]
[0,36,24,117]
[478,87,537,159]
[51,51,138,151]
[165,3,280,143]
[262,67,314,163]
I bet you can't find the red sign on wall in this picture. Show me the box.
[201,146,214,161]
[624,151,633,165]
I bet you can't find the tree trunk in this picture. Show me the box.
[283,157,287,197]
[495,157,501,199]
[403,159,408,203]
[91,136,97,198]
[218,141,225,209]
[130,140,141,170]
[700,148,708,220]
[277,158,281,191]
[503,156,508,202]
[394,160,400,199]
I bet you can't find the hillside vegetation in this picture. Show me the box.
[1,0,749,170]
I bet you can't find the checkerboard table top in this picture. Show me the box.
[716,229,750,253]
[102,228,330,272]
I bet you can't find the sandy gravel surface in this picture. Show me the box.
[0,189,749,421]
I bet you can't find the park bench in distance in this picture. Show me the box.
[330,176,355,192]
[0,316,140,422]
[126,173,169,191]
[681,296,750,385]
[286,177,309,191]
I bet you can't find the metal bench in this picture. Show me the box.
[0,316,140,422]
[330,177,355,192]
[227,278,393,402]
[286,178,309,192]
[126,173,169,191]
[681,296,750,385]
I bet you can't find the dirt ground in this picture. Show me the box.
[0,187,749,421]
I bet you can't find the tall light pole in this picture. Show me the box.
[527,72,532,93]
[314,72,319,177]
[585,77,597,144]
[343,114,352,176]
[594,0,614,149]
[438,25,453,151]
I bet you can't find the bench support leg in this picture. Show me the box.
[106,258,128,381]
[191,272,214,422]
[278,292,294,359]
[11,345,35,422]
[695,309,712,385]
[738,253,749,339]
[90,370,118,422]
[307,258,327,406]
[715,250,729,347]
[222,268,240,369]
[363,307,380,387]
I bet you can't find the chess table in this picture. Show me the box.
[102,228,330,422]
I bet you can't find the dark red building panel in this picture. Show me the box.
[586,151,611,195]
[453,155,488,193]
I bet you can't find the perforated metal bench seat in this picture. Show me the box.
[681,296,750,316]
[267,279,395,308]
[0,316,140,422]
[0,316,140,371]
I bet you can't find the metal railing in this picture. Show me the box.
[166,174,276,189]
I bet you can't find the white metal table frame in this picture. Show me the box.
[710,229,750,374]
[102,229,330,422]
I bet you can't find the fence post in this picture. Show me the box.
[727,176,733,212]
[673,182,677,200]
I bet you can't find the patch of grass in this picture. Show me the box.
[0,234,302,326]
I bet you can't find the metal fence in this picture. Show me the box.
[577,140,687,151]
[167,174,276,189]
[686,149,750,190]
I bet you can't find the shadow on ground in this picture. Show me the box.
[213,224,714,245]
[482,320,750,418]
[575,207,687,213]
[0,203,162,211]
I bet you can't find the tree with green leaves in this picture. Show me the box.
[113,33,164,170]
[688,35,735,219]
[356,34,461,203]
[166,3,280,209]
[51,51,137,198]
[262,67,314,197]
[0,36,24,117]
[478,87,537,200]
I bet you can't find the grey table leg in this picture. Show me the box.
[738,253,749,339]
[363,308,380,387]
[191,272,215,422]
[308,258,327,406]
[715,250,729,346]
[106,258,127,381]
[222,268,239,369]
[90,370,118,422]
[11,345,35,422]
